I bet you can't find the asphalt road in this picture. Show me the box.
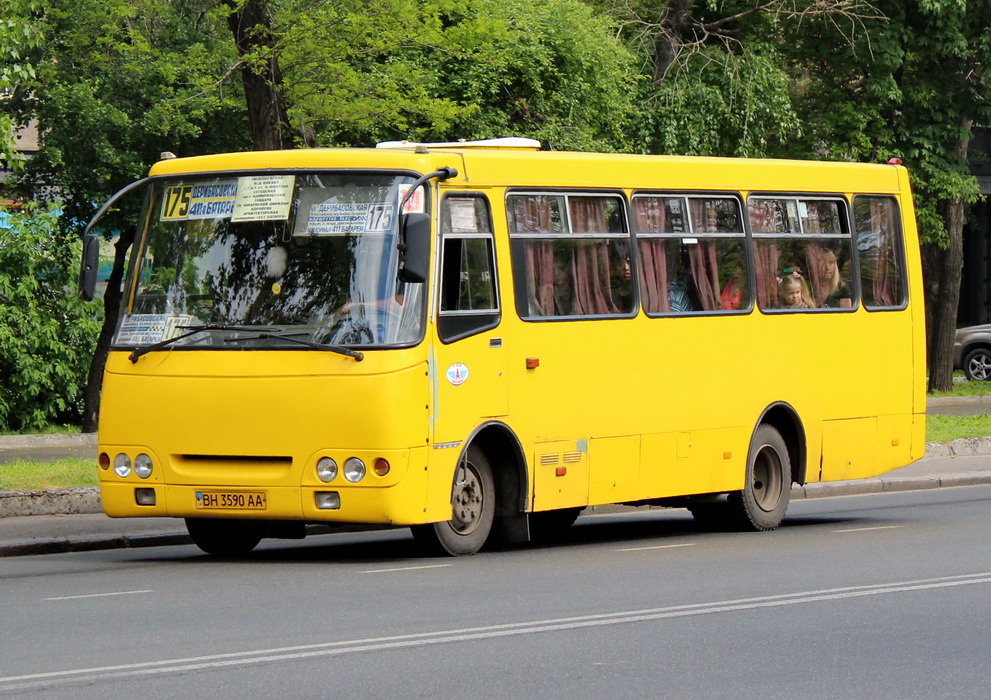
[2,485,990,699]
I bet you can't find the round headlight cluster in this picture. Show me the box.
[106,452,154,478]
[316,456,392,483]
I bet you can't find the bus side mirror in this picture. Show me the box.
[399,212,430,284]
[78,234,100,301]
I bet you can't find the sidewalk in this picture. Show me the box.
[2,402,991,557]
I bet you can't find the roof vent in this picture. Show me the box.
[376,137,541,151]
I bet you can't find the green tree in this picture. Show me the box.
[10,0,251,430]
[0,206,102,430]
[606,0,882,157]
[785,1,991,392]
[0,0,43,174]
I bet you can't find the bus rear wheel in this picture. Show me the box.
[728,424,791,531]
[412,446,495,556]
[185,517,265,556]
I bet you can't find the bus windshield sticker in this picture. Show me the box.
[116,314,194,345]
[161,180,238,221]
[446,362,469,386]
[300,201,395,236]
[231,175,295,222]
[399,184,425,214]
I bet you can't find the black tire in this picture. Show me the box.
[529,507,583,543]
[411,446,495,556]
[726,424,791,531]
[185,518,265,556]
[963,347,991,381]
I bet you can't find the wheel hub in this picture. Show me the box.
[451,463,483,534]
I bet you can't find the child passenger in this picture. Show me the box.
[778,271,810,309]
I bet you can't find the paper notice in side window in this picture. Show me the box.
[231,175,295,222]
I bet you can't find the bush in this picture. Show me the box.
[0,206,102,431]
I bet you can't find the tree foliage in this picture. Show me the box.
[0,207,102,430]
[0,0,44,172]
[4,0,991,427]
[269,0,636,149]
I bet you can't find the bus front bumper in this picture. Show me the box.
[98,480,436,526]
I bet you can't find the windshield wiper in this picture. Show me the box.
[224,332,364,361]
[128,323,258,363]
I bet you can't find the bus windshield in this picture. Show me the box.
[115,172,426,350]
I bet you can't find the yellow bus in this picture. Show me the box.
[79,138,925,556]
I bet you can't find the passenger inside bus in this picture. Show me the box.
[778,269,811,309]
[815,248,853,308]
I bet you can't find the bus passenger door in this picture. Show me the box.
[430,195,507,446]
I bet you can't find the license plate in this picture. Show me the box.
[195,490,267,510]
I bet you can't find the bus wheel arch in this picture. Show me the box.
[727,404,805,531]
[413,422,526,555]
[756,402,807,486]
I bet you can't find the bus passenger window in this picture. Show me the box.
[749,196,853,311]
[854,196,906,309]
[508,193,633,319]
[633,194,748,315]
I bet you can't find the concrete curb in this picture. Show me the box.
[0,487,101,517]
[0,532,192,558]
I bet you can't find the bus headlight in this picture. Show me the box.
[343,457,366,483]
[113,453,132,478]
[134,454,154,479]
[316,457,338,483]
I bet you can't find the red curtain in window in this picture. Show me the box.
[633,199,670,313]
[687,200,721,310]
[511,197,556,315]
[870,198,898,307]
[569,199,619,315]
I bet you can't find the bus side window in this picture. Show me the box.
[633,194,748,315]
[854,196,907,310]
[439,195,500,343]
[749,196,853,311]
[508,193,633,319]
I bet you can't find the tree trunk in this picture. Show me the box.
[653,0,693,82]
[926,125,971,393]
[81,228,135,433]
[224,0,290,151]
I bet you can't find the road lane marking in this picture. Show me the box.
[831,525,905,533]
[5,571,991,691]
[358,564,452,574]
[615,543,696,552]
[44,590,154,601]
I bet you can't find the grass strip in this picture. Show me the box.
[0,458,97,490]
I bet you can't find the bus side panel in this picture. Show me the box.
[587,435,640,505]
[640,428,746,499]
[531,439,590,511]
[819,417,879,482]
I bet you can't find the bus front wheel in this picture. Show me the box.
[185,517,265,556]
[412,446,495,556]
[728,424,791,531]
